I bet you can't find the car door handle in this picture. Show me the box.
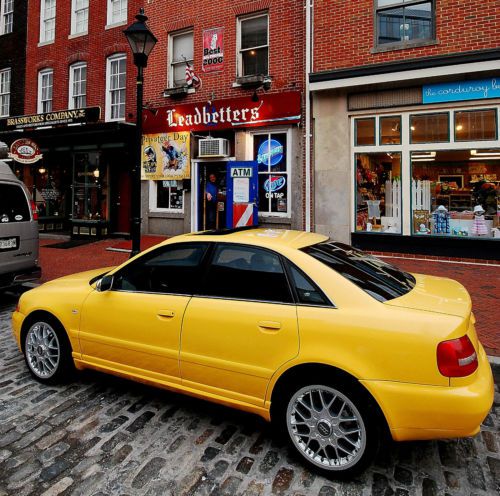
[157,310,175,319]
[258,321,281,330]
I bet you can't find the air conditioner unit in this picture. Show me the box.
[198,138,230,158]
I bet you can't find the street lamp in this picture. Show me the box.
[123,8,157,258]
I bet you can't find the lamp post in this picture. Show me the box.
[123,8,157,258]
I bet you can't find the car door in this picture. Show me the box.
[180,243,299,406]
[79,242,209,384]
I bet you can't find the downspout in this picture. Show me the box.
[304,0,312,231]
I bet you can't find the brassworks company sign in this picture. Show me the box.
[143,92,301,133]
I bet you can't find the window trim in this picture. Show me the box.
[68,62,87,110]
[105,53,126,122]
[0,67,11,117]
[373,0,436,51]
[148,180,185,213]
[106,0,127,28]
[70,0,89,36]
[0,0,13,35]
[37,68,53,114]
[237,11,269,78]
[168,28,194,88]
[39,0,56,44]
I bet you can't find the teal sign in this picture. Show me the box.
[423,78,500,104]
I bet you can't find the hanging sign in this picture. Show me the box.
[141,132,190,180]
[8,139,43,164]
[202,27,224,73]
[423,78,500,104]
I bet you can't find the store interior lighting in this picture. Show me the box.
[471,150,500,157]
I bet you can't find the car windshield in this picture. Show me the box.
[302,241,416,302]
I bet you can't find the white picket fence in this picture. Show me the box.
[411,179,431,211]
[385,179,401,218]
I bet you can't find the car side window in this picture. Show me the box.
[200,244,293,303]
[113,242,209,294]
[0,184,30,223]
[287,262,332,306]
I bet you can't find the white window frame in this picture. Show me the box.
[39,0,56,44]
[68,62,87,109]
[0,0,13,35]
[0,68,11,117]
[70,0,88,36]
[237,12,269,78]
[251,127,292,218]
[149,181,185,213]
[37,68,53,114]
[106,0,127,27]
[105,53,126,122]
[168,29,193,88]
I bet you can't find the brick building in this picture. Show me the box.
[139,0,305,235]
[310,0,500,259]
[0,0,143,238]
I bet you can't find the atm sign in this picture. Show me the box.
[231,167,253,178]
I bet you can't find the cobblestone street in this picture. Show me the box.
[0,294,499,496]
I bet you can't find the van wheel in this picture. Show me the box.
[24,316,74,384]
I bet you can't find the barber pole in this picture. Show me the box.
[233,203,254,227]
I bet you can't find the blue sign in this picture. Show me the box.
[257,139,284,166]
[264,176,286,193]
[423,78,500,104]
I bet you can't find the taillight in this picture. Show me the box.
[437,335,478,377]
[30,200,38,220]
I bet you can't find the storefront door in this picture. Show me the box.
[198,162,228,230]
[111,169,131,234]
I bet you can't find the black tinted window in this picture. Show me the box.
[113,243,209,294]
[303,242,415,302]
[0,184,30,223]
[287,263,331,306]
[200,244,293,303]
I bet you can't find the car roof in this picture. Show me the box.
[0,161,19,182]
[171,227,329,250]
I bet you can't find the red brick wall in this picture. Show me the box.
[25,0,141,121]
[313,0,500,73]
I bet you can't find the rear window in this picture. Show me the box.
[0,184,31,223]
[302,241,415,302]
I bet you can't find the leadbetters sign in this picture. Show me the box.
[8,138,42,164]
[0,107,101,131]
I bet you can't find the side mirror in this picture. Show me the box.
[96,275,114,292]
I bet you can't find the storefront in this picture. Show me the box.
[141,92,302,236]
[0,109,135,238]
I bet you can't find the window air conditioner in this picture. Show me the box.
[198,138,230,158]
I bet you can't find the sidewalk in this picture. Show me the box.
[38,235,500,356]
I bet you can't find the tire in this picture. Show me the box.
[274,378,380,479]
[23,315,75,385]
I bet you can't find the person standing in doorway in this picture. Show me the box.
[205,172,218,229]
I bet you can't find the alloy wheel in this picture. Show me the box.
[25,322,61,379]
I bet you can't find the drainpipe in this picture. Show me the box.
[305,0,312,232]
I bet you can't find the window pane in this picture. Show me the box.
[201,245,293,303]
[455,110,497,142]
[241,16,268,49]
[157,181,183,210]
[356,152,402,233]
[242,46,268,76]
[172,32,193,64]
[288,263,330,306]
[355,118,375,146]
[380,116,401,145]
[259,174,288,214]
[173,64,186,87]
[410,113,449,143]
[254,133,287,172]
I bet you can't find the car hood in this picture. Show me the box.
[43,267,115,289]
[384,273,471,319]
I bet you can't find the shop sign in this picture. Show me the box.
[141,132,190,180]
[202,27,224,73]
[257,139,284,166]
[8,138,42,164]
[0,107,101,131]
[264,176,286,199]
[143,92,301,133]
[423,78,500,104]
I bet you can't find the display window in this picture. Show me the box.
[410,112,449,143]
[150,180,184,212]
[454,109,497,142]
[380,116,401,145]
[355,118,376,146]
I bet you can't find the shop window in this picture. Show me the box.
[106,54,126,121]
[410,113,449,143]
[455,109,497,142]
[169,30,193,87]
[152,180,184,212]
[0,0,13,35]
[107,0,127,26]
[356,152,402,234]
[355,118,376,146]
[380,116,401,145]
[69,62,86,109]
[40,0,56,43]
[411,150,499,238]
[0,68,10,117]
[253,132,289,216]
[376,0,434,47]
[238,13,269,77]
[71,0,89,35]
[37,69,53,113]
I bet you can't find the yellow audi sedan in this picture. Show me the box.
[11,228,493,477]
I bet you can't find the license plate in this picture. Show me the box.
[0,238,17,250]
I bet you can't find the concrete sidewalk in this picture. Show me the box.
[37,235,500,356]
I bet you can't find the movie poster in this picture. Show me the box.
[141,132,190,180]
[202,28,224,73]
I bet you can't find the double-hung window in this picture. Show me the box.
[40,0,56,43]
[106,54,126,121]
[169,30,193,87]
[375,0,434,47]
[71,0,88,35]
[0,0,13,35]
[238,13,268,77]
[107,0,127,26]
[38,69,53,113]
[0,68,10,117]
[69,62,86,109]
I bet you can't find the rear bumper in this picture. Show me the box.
[361,344,494,441]
[0,266,41,289]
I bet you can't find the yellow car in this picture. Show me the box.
[11,228,493,477]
